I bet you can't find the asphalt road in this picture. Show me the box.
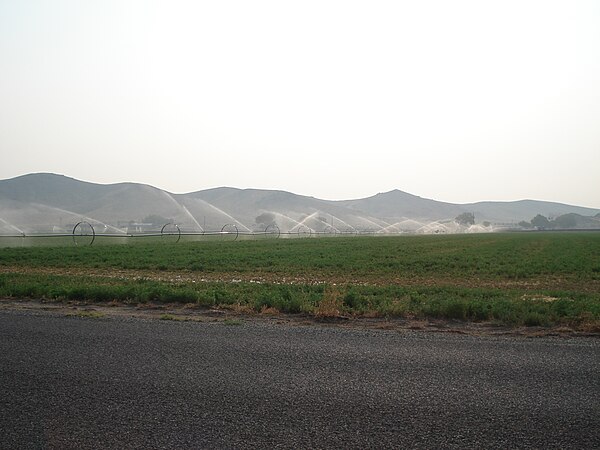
[1,310,599,449]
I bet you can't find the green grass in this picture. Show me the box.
[0,233,598,328]
[1,232,599,281]
[0,271,598,328]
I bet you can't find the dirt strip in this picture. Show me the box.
[1,265,598,293]
[1,298,598,338]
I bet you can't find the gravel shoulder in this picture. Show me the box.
[2,298,598,338]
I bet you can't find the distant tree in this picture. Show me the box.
[553,214,577,229]
[455,212,475,226]
[482,221,491,227]
[255,213,276,227]
[518,220,532,229]
[531,214,551,229]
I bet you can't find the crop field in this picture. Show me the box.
[0,232,599,330]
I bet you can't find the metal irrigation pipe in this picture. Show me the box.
[323,225,338,236]
[160,223,181,243]
[296,225,312,237]
[220,224,239,241]
[264,224,281,239]
[72,221,96,246]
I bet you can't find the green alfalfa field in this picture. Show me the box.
[0,232,599,330]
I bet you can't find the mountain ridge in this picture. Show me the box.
[1,173,599,234]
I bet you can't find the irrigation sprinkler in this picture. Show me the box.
[220,223,239,241]
[160,223,181,243]
[72,221,95,246]
[297,225,312,238]
[323,225,338,236]
[264,224,280,239]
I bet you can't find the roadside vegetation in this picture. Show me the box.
[0,233,598,330]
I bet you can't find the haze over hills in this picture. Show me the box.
[0,173,598,235]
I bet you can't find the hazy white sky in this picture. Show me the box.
[1,0,599,207]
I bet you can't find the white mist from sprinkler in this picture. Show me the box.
[161,191,205,232]
[378,221,406,233]
[181,205,204,232]
[390,219,426,233]
[376,218,411,233]
[416,221,453,234]
[37,204,127,234]
[327,213,358,233]
[263,211,307,233]
[289,211,319,233]
[0,217,25,235]
[349,215,386,232]
[193,198,252,232]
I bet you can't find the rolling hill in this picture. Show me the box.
[0,173,598,235]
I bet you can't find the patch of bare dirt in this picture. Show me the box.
[1,298,598,338]
[1,265,598,293]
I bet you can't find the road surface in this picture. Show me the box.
[1,309,598,449]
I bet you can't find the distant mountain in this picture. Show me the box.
[339,190,464,221]
[0,173,598,235]
[462,200,600,224]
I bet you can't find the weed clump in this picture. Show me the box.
[314,287,344,317]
